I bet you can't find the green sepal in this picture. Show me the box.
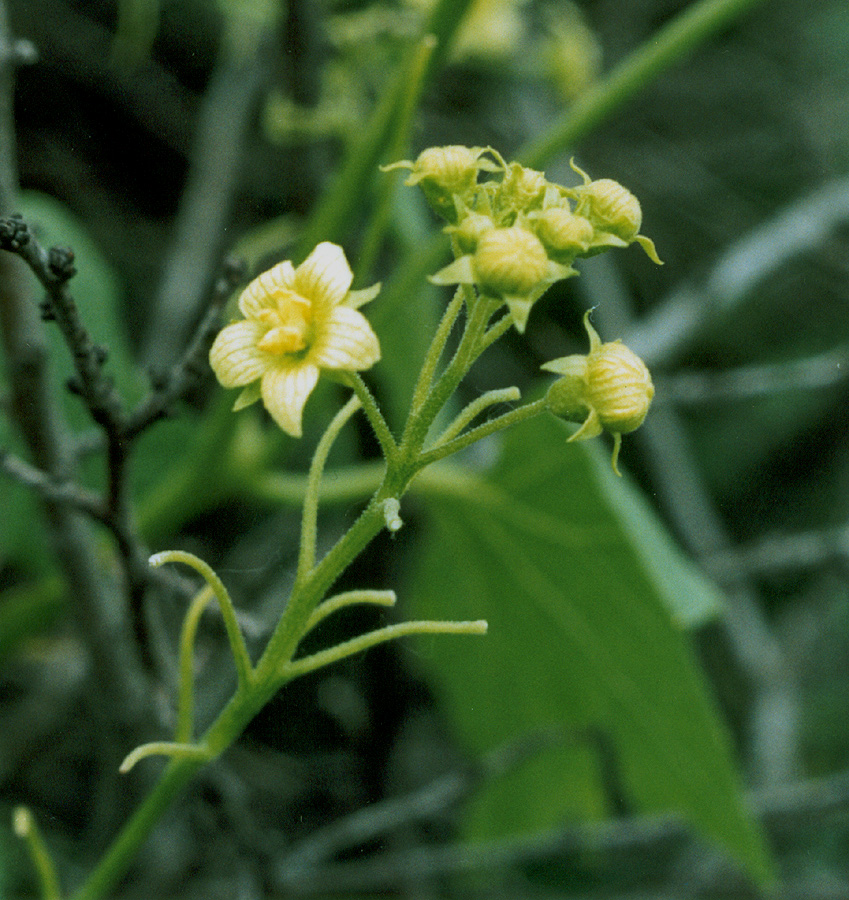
[233,382,262,411]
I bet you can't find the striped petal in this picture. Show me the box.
[239,260,297,318]
[310,306,380,371]
[294,243,353,317]
[209,320,267,388]
[261,362,320,437]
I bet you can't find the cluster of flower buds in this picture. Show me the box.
[385,145,660,333]
[386,144,660,472]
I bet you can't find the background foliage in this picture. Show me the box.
[2,0,849,898]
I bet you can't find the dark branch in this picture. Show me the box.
[0,214,128,433]
[0,448,106,521]
[126,255,246,438]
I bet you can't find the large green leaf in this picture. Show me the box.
[405,414,773,886]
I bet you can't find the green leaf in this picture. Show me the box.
[405,414,773,886]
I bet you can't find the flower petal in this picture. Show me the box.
[261,362,319,437]
[310,306,381,371]
[209,320,267,388]
[239,260,296,318]
[294,243,353,316]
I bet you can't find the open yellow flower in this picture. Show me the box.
[209,242,381,437]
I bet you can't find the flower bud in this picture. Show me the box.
[408,146,485,193]
[585,340,654,434]
[446,212,497,254]
[532,207,594,255]
[544,355,590,422]
[384,146,497,221]
[542,311,654,474]
[499,163,547,212]
[581,178,642,243]
[473,227,549,296]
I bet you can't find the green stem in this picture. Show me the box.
[69,758,201,900]
[356,35,437,282]
[419,399,547,469]
[296,395,363,583]
[281,619,488,682]
[435,386,521,446]
[119,741,211,774]
[294,27,444,260]
[13,807,61,900]
[408,286,465,417]
[73,674,288,900]
[342,373,398,463]
[150,551,253,689]
[479,310,516,354]
[305,589,397,634]
[257,496,392,683]
[176,585,214,742]
[519,0,771,169]
[401,292,493,455]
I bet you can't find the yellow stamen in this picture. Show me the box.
[258,325,308,354]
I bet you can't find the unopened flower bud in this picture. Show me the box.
[446,212,497,254]
[473,227,549,296]
[382,146,497,222]
[532,207,594,255]
[580,178,642,243]
[585,339,654,434]
[499,163,547,211]
[542,311,654,474]
[409,146,483,192]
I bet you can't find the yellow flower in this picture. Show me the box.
[209,242,381,437]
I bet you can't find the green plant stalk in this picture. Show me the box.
[401,292,496,456]
[297,395,363,583]
[151,550,253,688]
[519,0,772,169]
[13,807,61,900]
[119,741,210,774]
[176,585,214,742]
[420,0,476,76]
[436,386,522,446]
[343,373,398,463]
[304,589,397,635]
[408,286,466,416]
[71,503,391,900]
[281,619,488,681]
[418,399,547,469]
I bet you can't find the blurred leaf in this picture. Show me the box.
[112,0,160,68]
[0,427,49,571]
[0,577,65,666]
[406,414,772,886]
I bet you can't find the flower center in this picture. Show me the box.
[256,290,312,355]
